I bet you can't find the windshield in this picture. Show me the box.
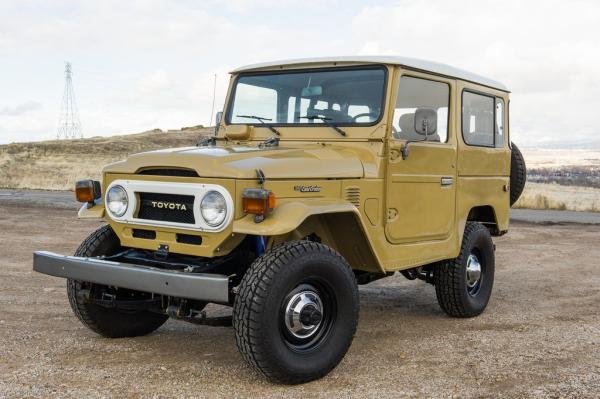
[227,67,386,126]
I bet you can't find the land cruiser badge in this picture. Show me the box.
[294,185,322,193]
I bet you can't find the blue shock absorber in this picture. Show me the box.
[255,235,266,256]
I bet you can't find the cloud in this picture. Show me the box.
[349,0,600,146]
[0,101,42,116]
[0,0,599,147]
[136,70,171,94]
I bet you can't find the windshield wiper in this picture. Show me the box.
[236,115,280,136]
[299,115,347,136]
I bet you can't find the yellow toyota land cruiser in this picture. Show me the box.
[34,56,526,384]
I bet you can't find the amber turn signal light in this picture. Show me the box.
[75,180,101,203]
[242,188,276,222]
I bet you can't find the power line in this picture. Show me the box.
[57,62,83,139]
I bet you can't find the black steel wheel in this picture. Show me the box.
[434,222,495,318]
[67,225,168,338]
[233,241,359,384]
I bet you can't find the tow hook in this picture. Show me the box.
[155,244,169,260]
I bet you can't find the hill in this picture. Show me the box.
[0,127,211,190]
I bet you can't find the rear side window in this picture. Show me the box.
[462,91,494,147]
[495,98,505,148]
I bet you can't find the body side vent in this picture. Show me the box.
[345,186,361,208]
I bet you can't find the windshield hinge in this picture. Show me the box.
[255,169,266,187]
[258,136,279,149]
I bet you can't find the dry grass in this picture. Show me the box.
[3,133,600,213]
[0,128,211,190]
[513,182,600,212]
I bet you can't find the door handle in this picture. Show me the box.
[441,177,453,186]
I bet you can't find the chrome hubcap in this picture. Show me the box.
[283,287,323,339]
[466,253,482,295]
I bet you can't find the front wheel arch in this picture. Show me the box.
[268,212,383,274]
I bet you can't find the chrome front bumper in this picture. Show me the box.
[33,251,230,304]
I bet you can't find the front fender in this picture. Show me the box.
[77,201,105,219]
[232,199,359,236]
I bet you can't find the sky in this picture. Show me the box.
[1,0,599,147]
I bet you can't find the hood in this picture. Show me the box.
[102,144,365,179]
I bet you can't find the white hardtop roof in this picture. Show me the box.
[232,56,508,92]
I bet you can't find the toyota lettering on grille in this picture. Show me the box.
[150,201,188,211]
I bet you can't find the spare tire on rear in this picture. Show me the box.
[510,142,526,206]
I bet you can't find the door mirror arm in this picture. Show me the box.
[400,138,427,160]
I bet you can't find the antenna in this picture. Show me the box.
[57,62,83,139]
[209,73,217,126]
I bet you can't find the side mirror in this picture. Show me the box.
[414,107,437,137]
[400,108,438,160]
[214,111,223,135]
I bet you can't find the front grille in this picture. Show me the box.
[137,192,195,224]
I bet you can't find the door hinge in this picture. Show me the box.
[387,208,398,220]
[390,148,401,161]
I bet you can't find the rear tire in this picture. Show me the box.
[67,225,168,338]
[233,241,359,384]
[434,222,495,318]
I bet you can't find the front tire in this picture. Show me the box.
[434,222,495,318]
[233,241,359,384]
[67,225,168,338]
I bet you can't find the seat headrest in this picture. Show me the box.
[398,113,415,136]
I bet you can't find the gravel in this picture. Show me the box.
[0,205,599,398]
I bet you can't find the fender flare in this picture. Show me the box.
[233,199,384,273]
[232,199,359,236]
[78,202,105,219]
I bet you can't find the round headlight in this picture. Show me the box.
[106,185,128,217]
[200,191,227,227]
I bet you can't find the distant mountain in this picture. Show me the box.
[0,127,211,191]
[519,137,600,150]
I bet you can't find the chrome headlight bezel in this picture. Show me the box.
[103,180,233,232]
[106,185,129,217]
[200,190,227,227]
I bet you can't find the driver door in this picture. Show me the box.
[385,74,457,245]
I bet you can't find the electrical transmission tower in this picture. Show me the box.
[57,62,83,139]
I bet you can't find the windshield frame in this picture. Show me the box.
[224,64,389,129]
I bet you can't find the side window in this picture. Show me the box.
[495,98,504,148]
[393,76,449,143]
[462,91,494,147]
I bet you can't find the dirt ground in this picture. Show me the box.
[0,205,599,398]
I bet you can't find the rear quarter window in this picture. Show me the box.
[462,91,495,147]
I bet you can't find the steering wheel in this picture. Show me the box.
[352,112,379,122]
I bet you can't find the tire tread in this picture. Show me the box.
[67,225,168,338]
[233,240,358,384]
[434,222,493,318]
